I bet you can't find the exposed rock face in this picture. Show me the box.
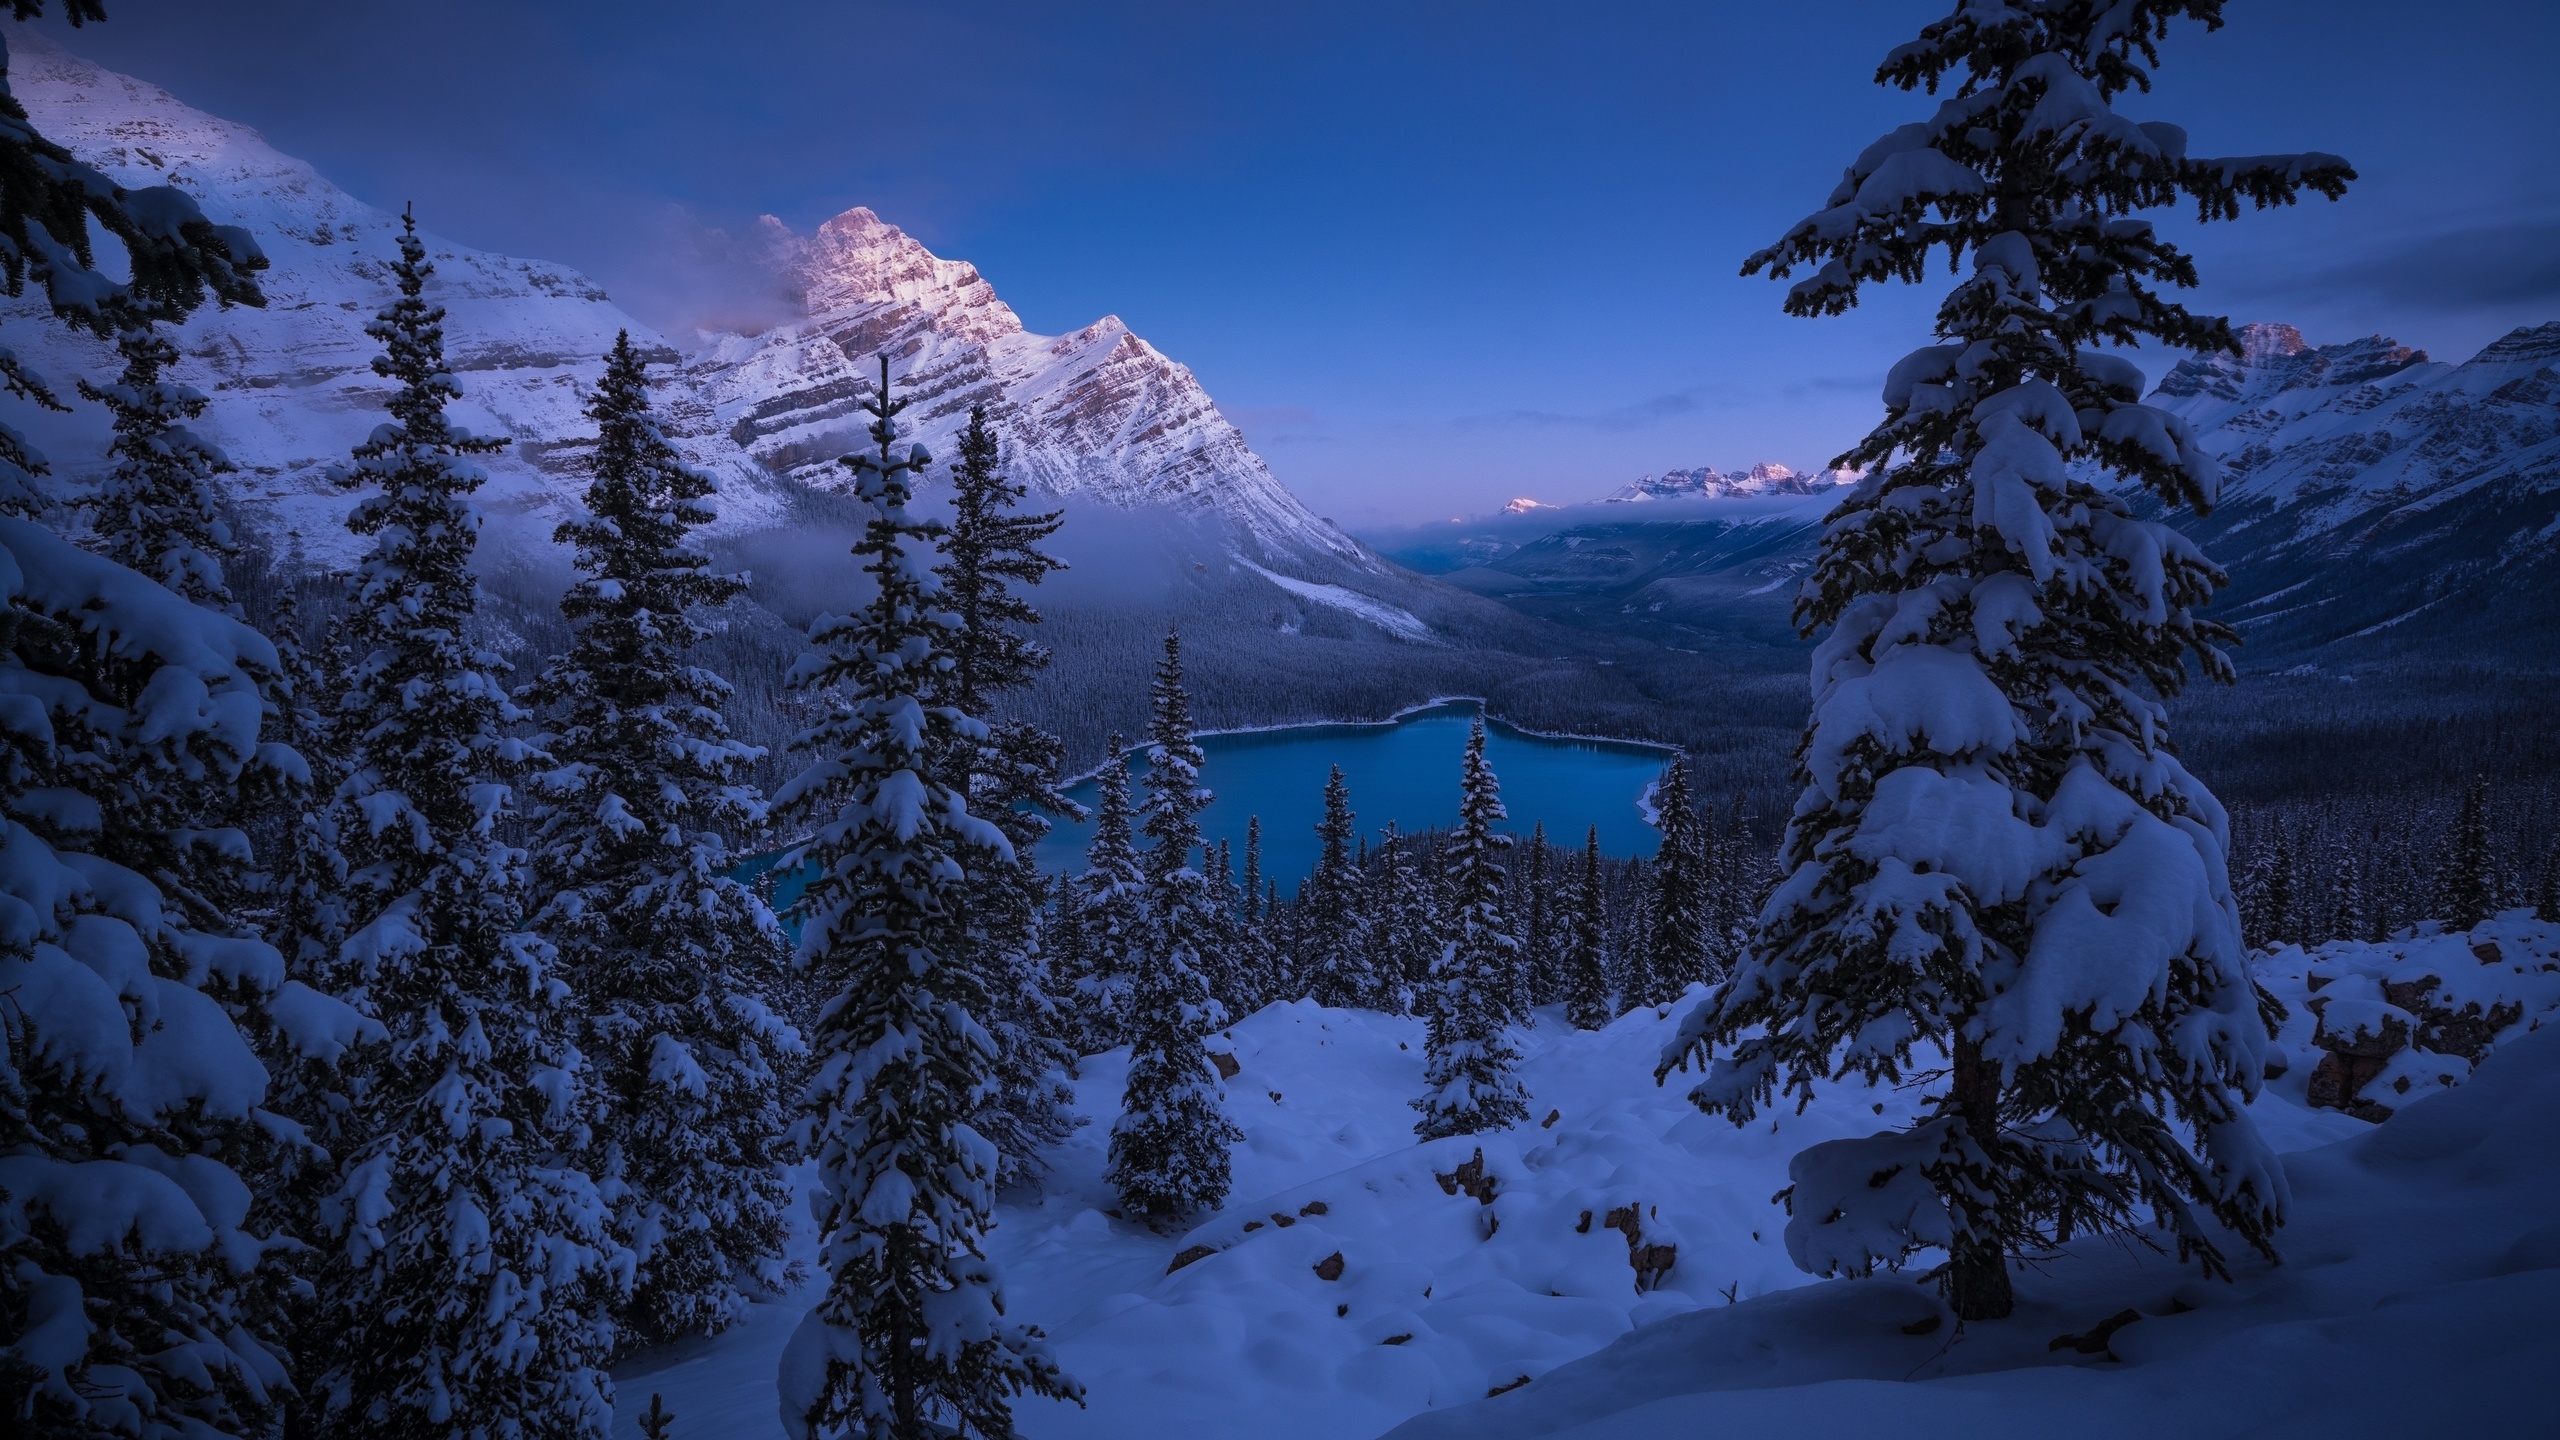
[4,34,1366,573]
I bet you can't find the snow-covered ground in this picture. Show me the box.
[612,919,2560,1439]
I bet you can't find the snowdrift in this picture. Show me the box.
[616,918,2559,1440]
[1389,1007,2560,1439]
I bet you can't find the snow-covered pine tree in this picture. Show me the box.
[1300,764,1370,1007]
[1634,756,1711,1008]
[1368,822,1431,1017]
[1106,630,1241,1225]
[1657,1,2349,1321]
[773,357,1077,1438]
[1235,813,1275,1008]
[1203,836,1250,1016]
[78,323,237,609]
[933,404,1082,1185]
[1565,826,1613,1032]
[0,18,332,1437]
[1414,719,1529,1139]
[309,209,624,1436]
[1517,822,1556,1009]
[2437,775,2495,931]
[1064,738,1145,1052]
[517,330,797,1347]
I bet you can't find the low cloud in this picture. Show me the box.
[2234,209,2560,315]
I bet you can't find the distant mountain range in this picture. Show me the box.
[1377,320,2560,669]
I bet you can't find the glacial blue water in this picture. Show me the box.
[1040,701,1672,884]
[739,703,1676,921]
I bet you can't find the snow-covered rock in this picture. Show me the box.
[3,33,1360,572]
[2254,910,2560,1122]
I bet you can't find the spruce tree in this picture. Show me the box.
[0,19,298,1428]
[1236,814,1276,1008]
[2437,775,2495,931]
[1065,739,1145,1052]
[1517,821,1557,1008]
[79,323,237,609]
[1636,756,1712,1007]
[311,209,624,1438]
[519,331,797,1346]
[1414,719,1530,1139]
[934,404,1081,1183]
[1369,822,1432,1016]
[1106,630,1242,1225]
[1658,2,2348,1321]
[1565,826,1614,1032]
[773,357,1078,1437]
[1301,764,1369,1007]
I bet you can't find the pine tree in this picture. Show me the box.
[0,23,296,1427]
[78,323,237,609]
[1658,3,2348,1321]
[1368,822,1433,1017]
[773,357,1078,1438]
[1106,630,1242,1225]
[311,209,624,1438]
[934,404,1082,1184]
[1635,756,1712,1007]
[1300,764,1370,1007]
[1518,821,1557,1008]
[1236,814,1276,1007]
[2437,774,2495,931]
[1415,719,1530,1139]
[1065,739,1145,1052]
[1565,826,1614,1032]
[518,331,797,1347]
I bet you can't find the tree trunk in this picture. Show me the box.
[1948,1036,2015,1321]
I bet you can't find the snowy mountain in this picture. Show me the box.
[1600,461,1843,504]
[1,33,1364,573]
[2149,320,2560,658]
[688,208,1365,567]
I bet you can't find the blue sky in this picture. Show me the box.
[44,1,2560,526]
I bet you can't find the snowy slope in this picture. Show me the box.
[1387,986,2560,1439]
[2,33,1363,573]
[0,31,778,564]
[605,910,2560,1440]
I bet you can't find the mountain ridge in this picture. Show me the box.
[1,31,1365,575]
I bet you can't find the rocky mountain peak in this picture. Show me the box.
[2239,321,2311,364]
[2467,321,2560,369]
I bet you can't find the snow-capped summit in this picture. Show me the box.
[1501,497,1558,514]
[682,204,1367,566]
[1602,461,1836,503]
[1,35,1365,572]
[2150,319,2557,514]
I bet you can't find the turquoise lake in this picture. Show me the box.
[738,702,1676,916]
[1040,701,1673,884]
